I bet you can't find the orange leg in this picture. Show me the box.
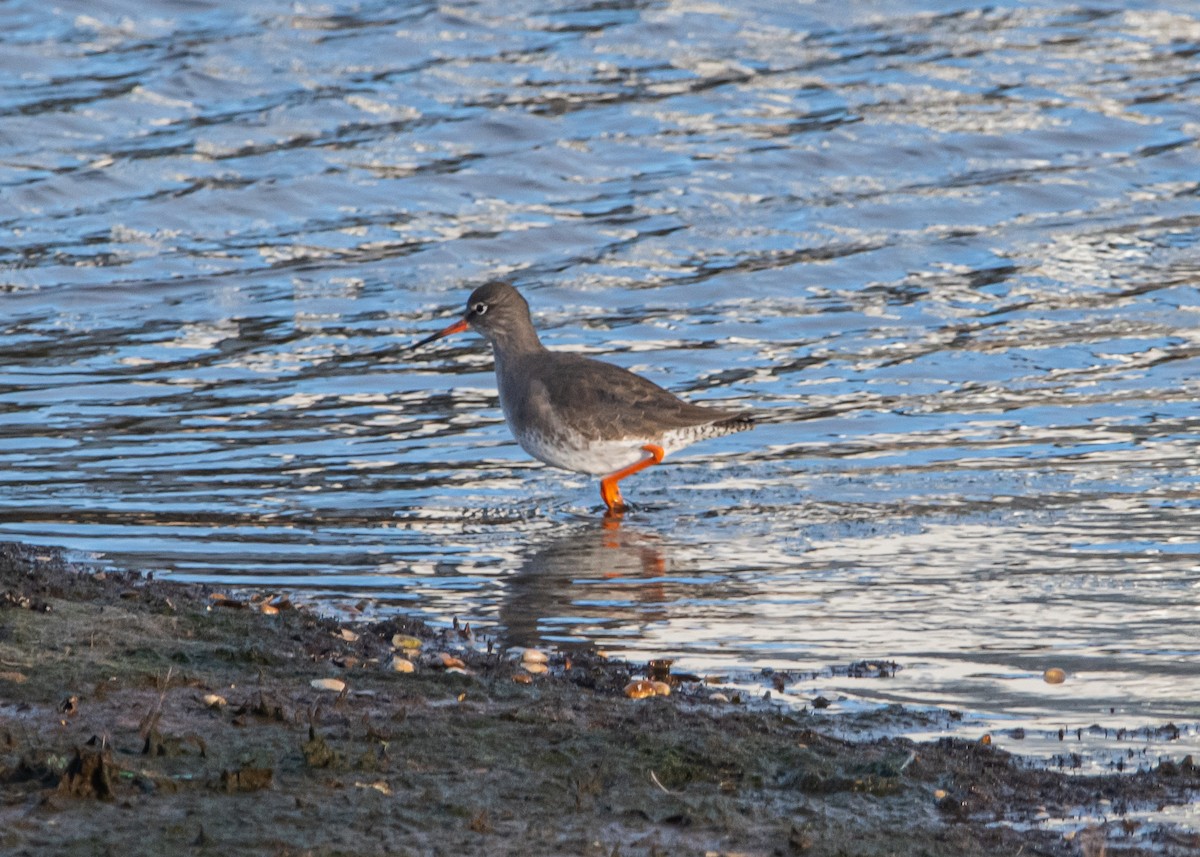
[599,444,665,516]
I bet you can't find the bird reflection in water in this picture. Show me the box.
[498,519,675,652]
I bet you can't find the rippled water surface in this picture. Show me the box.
[3,0,1200,779]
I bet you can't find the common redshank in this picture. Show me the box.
[409,282,753,515]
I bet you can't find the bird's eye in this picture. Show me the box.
[472,302,488,315]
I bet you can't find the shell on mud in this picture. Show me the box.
[623,680,658,700]
[520,648,549,665]
[311,678,346,693]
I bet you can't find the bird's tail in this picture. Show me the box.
[710,412,755,436]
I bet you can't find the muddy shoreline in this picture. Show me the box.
[1,541,1196,856]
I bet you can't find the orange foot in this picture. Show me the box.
[599,444,665,517]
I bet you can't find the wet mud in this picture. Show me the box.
[1,542,1197,856]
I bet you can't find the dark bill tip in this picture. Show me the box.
[405,316,470,351]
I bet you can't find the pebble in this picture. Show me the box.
[524,662,548,675]
[1043,667,1067,684]
[392,634,422,650]
[388,657,415,673]
[311,678,346,693]
[521,648,548,665]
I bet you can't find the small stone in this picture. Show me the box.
[388,657,415,673]
[520,648,548,665]
[202,693,227,709]
[392,634,422,650]
[524,662,548,675]
[1043,668,1067,684]
[651,681,671,696]
[648,659,673,681]
[221,767,273,793]
[310,678,346,693]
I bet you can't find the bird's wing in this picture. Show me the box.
[536,353,743,441]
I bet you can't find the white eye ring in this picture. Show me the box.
[472,302,488,315]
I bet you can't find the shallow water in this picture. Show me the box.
[2,0,1200,783]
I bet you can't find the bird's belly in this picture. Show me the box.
[513,427,651,477]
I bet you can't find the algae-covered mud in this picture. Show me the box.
[1,542,1197,856]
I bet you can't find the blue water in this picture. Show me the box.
[2,0,1200,782]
